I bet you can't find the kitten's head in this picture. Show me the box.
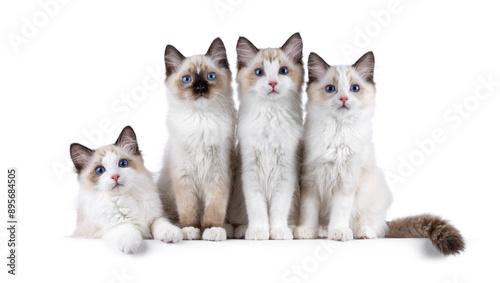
[164,38,232,106]
[236,32,304,100]
[306,51,376,118]
[70,126,148,193]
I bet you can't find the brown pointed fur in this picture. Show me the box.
[386,214,465,255]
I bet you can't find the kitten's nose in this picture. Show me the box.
[269,81,278,89]
[193,80,208,94]
[111,174,120,182]
[339,97,348,104]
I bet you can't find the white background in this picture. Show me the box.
[1,0,499,282]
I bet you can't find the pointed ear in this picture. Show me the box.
[206,37,229,69]
[164,44,186,77]
[352,51,375,83]
[236,36,259,70]
[281,32,303,65]
[70,143,94,173]
[308,52,330,83]
[115,126,140,155]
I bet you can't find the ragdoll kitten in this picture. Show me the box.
[70,126,182,254]
[294,51,465,255]
[228,33,303,240]
[157,37,236,241]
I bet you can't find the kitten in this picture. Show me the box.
[294,51,464,255]
[70,126,182,254]
[228,33,303,240]
[157,38,236,241]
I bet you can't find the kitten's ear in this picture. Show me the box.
[206,37,229,69]
[352,51,375,83]
[164,44,186,77]
[308,52,330,83]
[115,126,140,155]
[70,143,94,173]
[281,32,303,65]
[236,36,259,69]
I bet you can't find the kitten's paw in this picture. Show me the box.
[328,227,353,241]
[270,227,293,240]
[318,226,328,239]
[181,227,201,240]
[234,225,248,239]
[202,227,227,241]
[293,226,317,239]
[245,227,270,240]
[113,228,142,254]
[223,223,234,239]
[154,225,183,243]
[355,226,378,240]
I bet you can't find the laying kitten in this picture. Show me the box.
[228,33,303,240]
[294,52,465,255]
[70,126,182,254]
[157,38,236,241]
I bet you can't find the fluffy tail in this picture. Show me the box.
[385,214,465,256]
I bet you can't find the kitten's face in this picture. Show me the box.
[307,52,376,118]
[164,38,232,106]
[70,126,147,193]
[236,33,304,99]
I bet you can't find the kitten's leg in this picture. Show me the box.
[201,179,230,241]
[328,192,355,241]
[173,178,201,240]
[223,223,234,239]
[151,217,183,243]
[243,174,270,240]
[317,226,328,239]
[269,179,295,240]
[294,182,320,239]
[352,172,391,239]
[103,223,142,254]
[234,224,248,239]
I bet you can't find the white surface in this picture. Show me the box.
[1,0,499,282]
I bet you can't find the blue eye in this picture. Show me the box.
[119,159,128,168]
[95,166,105,175]
[255,69,264,76]
[182,76,192,83]
[325,85,336,93]
[279,67,288,75]
[350,84,360,92]
[207,72,216,80]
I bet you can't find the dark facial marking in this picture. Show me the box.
[193,76,209,97]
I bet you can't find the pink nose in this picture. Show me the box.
[339,97,348,104]
[269,81,278,89]
[111,174,120,182]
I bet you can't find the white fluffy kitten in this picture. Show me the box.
[157,38,236,241]
[228,33,303,240]
[294,51,390,241]
[294,52,465,256]
[70,126,182,254]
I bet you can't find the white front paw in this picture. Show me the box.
[318,226,328,239]
[113,229,142,254]
[293,226,317,239]
[181,227,201,240]
[355,226,378,239]
[328,227,353,241]
[270,227,293,240]
[202,227,227,241]
[154,224,183,243]
[245,227,270,240]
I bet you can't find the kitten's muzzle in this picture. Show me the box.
[193,79,209,95]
